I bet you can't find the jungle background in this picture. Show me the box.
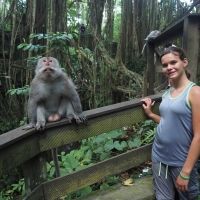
[0,0,199,134]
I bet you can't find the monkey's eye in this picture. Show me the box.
[43,59,47,62]
[49,60,52,62]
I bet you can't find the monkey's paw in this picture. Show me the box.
[66,114,87,124]
[78,113,87,123]
[36,121,46,131]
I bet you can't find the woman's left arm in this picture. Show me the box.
[176,85,200,191]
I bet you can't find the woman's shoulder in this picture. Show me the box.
[189,84,200,102]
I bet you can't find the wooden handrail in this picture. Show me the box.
[0,94,162,199]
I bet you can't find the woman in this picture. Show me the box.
[141,46,200,200]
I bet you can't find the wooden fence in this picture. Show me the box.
[0,94,162,200]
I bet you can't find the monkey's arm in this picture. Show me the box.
[68,90,87,123]
[64,79,87,123]
[23,82,43,130]
[23,97,38,130]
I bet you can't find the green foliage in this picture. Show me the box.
[46,120,157,199]
[0,120,16,134]
[0,168,24,200]
[10,178,25,197]
[47,120,157,179]
[19,117,27,127]
[17,32,75,63]
[1,119,156,199]
[6,85,30,96]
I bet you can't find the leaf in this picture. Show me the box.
[122,178,134,186]
[17,43,28,49]
[128,138,141,148]
[29,45,35,51]
[50,167,55,177]
[106,129,126,139]
[100,183,109,189]
[10,89,17,95]
[16,89,22,95]
[83,150,92,161]
[93,134,107,144]
[114,141,123,151]
[29,33,38,39]
[38,33,44,39]
[121,141,128,149]
[104,139,114,152]
[80,186,92,196]
[46,163,51,172]
[74,149,84,160]
[34,45,39,52]
[100,152,111,161]
[93,146,104,153]
[63,155,79,171]
[133,137,142,147]
[60,168,70,176]
[23,44,32,51]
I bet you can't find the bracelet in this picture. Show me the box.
[179,171,190,180]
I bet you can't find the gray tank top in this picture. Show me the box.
[152,82,195,166]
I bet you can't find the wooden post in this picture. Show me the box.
[145,43,155,96]
[51,148,60,177]
[183,16,200,83]
[22,152,47,195]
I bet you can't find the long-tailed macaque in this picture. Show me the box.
[141,30,160,54]
[24,57,86,130]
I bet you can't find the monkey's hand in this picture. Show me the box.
[36,121,46,131]
[78,113,87,123]
[66,113,87,124]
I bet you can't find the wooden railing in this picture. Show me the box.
[0,94,162,200]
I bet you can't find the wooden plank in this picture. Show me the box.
[38,99,160,152]
[153,14,200,48]
[146,43,155,95]
[0,126,37,149]
[41,143,153,200]
[183,16,200,83]
[0,94,162,177]
[22,152,47,194]
[23,185,44,200]
[153,26,183,48]
[0,134,40,177]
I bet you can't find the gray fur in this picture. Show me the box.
[141,30,160,54]
[24,57,86,130]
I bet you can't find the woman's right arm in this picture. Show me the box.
[140,98,161,123]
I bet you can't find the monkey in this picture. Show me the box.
[141,30,160,55]
[24,57,87,131]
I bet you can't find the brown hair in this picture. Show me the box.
[160,46,191,80]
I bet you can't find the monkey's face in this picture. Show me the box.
[35,57,62,79]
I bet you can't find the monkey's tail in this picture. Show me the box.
[141,43,147,55]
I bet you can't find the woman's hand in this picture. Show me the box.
[140,98,155,117]
[176,175,189,192]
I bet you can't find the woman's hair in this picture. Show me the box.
[160,46,191,79]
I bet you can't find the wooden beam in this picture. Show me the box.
[0,94,162,177]
[183,16,200,83]
[146,43,155,95]
[0,134,40,177]
[22,152,47,194]
[24,143,152,200]
[38,99,160,152]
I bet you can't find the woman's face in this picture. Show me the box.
[161,53,188,80]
